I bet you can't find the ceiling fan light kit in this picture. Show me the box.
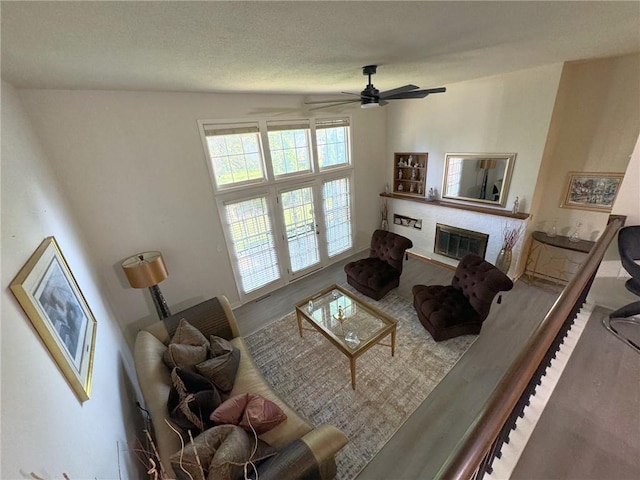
[306,64,446,110]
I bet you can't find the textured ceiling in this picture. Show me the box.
[2,1,639,95]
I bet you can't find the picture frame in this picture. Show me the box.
[10,237,97,402]
[561,172,624,212]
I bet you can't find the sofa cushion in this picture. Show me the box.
[167,367,221,433]
[196,336,241,393]
[163,319,210,369]
[211,393,287,435]
[170,424,277,480]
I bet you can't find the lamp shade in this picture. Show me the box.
[122,251,168,288]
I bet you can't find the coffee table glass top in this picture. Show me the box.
[296,284,394,351]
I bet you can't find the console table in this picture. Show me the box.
[524,231,595,286]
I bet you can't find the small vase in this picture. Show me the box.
[495,248,512,274]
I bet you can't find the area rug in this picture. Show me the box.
[244,284,476,480]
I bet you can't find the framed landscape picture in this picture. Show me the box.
[10,237,97,402]
[561,172,624,212]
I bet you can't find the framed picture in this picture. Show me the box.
[561,172,624,212]
[10,237,97,402]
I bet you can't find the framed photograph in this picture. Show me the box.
[10,237,97,402]
[561,172,624,212]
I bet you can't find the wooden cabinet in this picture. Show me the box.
[393,152,427,197]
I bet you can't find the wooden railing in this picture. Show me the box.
[436,216,625,480]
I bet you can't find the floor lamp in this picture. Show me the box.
[122,251,172,319]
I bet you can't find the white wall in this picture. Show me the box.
[1,81,141,478]
[16,89,387,341]
[532,54,640,239]
[384,64,564,272]
[588,133,640,309]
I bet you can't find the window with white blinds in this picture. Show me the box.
[223,196,280,294]
[316,118,350,169]
[267,120,312,177]
[203,123,265,189]
[323,177,353,257]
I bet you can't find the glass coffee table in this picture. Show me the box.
[295,284,397,389]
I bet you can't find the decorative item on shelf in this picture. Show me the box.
[381,197,389,230]
[417,185,423,195]
[427,187,435,200]
[411,168,417,180]
[547,219,558,237]
[410,183,415,193]
[398,183,404,191]
[122,251,171,319]
[495,222,523,274]
[569,222,582,242]
[407,155,413,166]
[398,170,403,180]
[512,196,519,214]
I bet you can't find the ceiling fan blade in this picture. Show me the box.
[307,100,360,111]
[384,87,447,100]
[340,91,362,97]
[304,98,357,105]
[379,84,419,98]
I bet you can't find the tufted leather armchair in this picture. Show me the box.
[344,229,413,300]
[413,253,513,341]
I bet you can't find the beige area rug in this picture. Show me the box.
[244,284,476,479]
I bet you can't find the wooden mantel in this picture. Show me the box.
[380,192,530,220]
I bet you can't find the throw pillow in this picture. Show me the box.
[167,367,221,433]
[195,336,241,393]
[163,319,210,369]
[170,424,277,480]
[211,393,287,435]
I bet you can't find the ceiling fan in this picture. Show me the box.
[305,65,446,110]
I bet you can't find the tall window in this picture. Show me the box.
[223,196,280,294]
[323,177,352,257]
[201,117,353,300]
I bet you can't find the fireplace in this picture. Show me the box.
[434,224,489,260]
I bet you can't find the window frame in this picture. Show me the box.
[200,116,355,303]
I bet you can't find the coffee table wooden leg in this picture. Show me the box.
[350,358,356,390]
[391,327,396,356]
[296,311,303,337]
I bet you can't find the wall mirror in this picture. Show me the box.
[442,153,516,206]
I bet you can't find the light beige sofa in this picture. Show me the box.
[134,296,348,479]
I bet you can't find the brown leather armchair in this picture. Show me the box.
[344,229,413,300]
[413,254,513,341]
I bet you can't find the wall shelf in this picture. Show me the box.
[380,192,530,220]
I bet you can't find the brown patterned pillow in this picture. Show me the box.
[170,424,277,480]
[195,336,241,393]
[163,319,209,369]
[211,393,287,435]
[167,367,221,433]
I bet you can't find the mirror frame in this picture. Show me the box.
[442,152,516,207]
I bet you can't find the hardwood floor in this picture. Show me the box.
[233,251,560,479]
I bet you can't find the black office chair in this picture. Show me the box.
[609,226,640,319]
[603,226,640,353]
